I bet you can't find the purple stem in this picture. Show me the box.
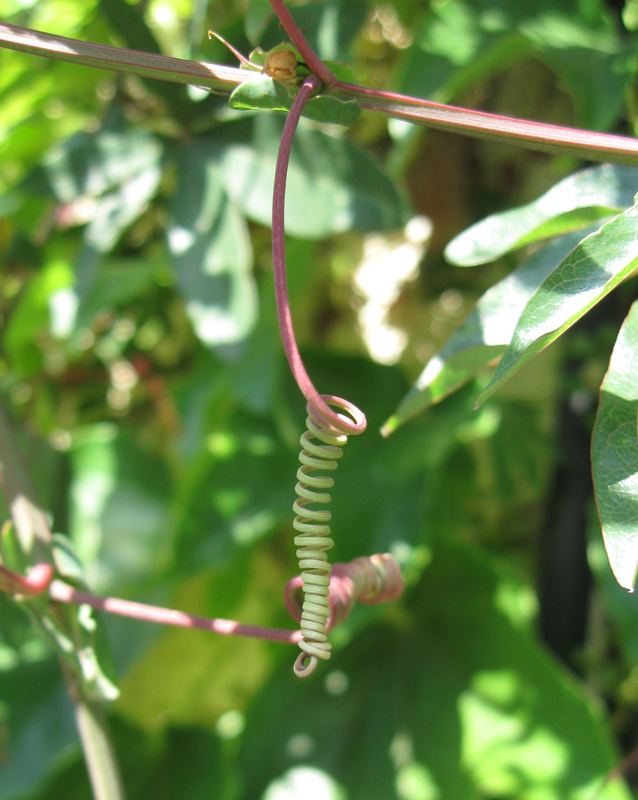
[48,580,302,644]
[334,79,638,164]
[272,75,366,434]
[268,0,335,87]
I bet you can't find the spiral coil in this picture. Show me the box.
[292,397,365,678]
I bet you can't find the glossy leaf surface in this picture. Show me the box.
[229,76,361,126]
[383,230,591,434]
[446,164,638,266]
[592,301,638,590]
[476,203,638,406]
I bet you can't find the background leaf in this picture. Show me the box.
[168,145,257,348]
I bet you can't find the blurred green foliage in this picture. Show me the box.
[2,0,638,798]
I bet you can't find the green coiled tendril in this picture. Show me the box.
[292,397,365,678]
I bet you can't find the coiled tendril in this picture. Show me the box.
[293,397,365,678]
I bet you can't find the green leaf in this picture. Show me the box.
[115,549,290,732]
[207,116,408,238]
[382,229,592,434]
[476,203,638,406]
[592,301,638,591]
[446,164,638,266]
[246,44,356,84]
[168,145,257,347]
[47,537,120,703]
[534,46,627,131]
[76,256,165,329]
[240,544,630,800]
[397,0,626,130]
[229,76,361,126]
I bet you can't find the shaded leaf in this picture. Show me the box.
[208,115,408,238]
[240,544,629,800]
[382,230,591,434]
[115,549,291,732]
[446,164,638,266]
[245,0,274,43]
[168,145,257,347]
[398,0,626,130]
[592,301,638,590]
[45,536,120,702]
[520,13,627,130]
[0,659,77,800]
[476,203,638,406]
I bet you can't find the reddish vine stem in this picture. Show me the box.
[272,74,366,434]
[48,581,302,644]
[0,557,402,645]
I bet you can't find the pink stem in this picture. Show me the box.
[0,560,301,644]
[268,0,335,87]
[47,580,302,644]
[334,79,638,164]
[272,75,366,434]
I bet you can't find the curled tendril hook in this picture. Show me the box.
[271,74,385,676]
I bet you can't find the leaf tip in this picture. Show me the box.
[380,418,397,437]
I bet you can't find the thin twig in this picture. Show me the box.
[48,580,302,644]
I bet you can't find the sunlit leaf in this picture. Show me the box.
[476,202,638,406]
[382,229,591,434]
[446,164,638,266]
[398,0,530,104]
[592,301,638,590]
[69,427,173,592]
